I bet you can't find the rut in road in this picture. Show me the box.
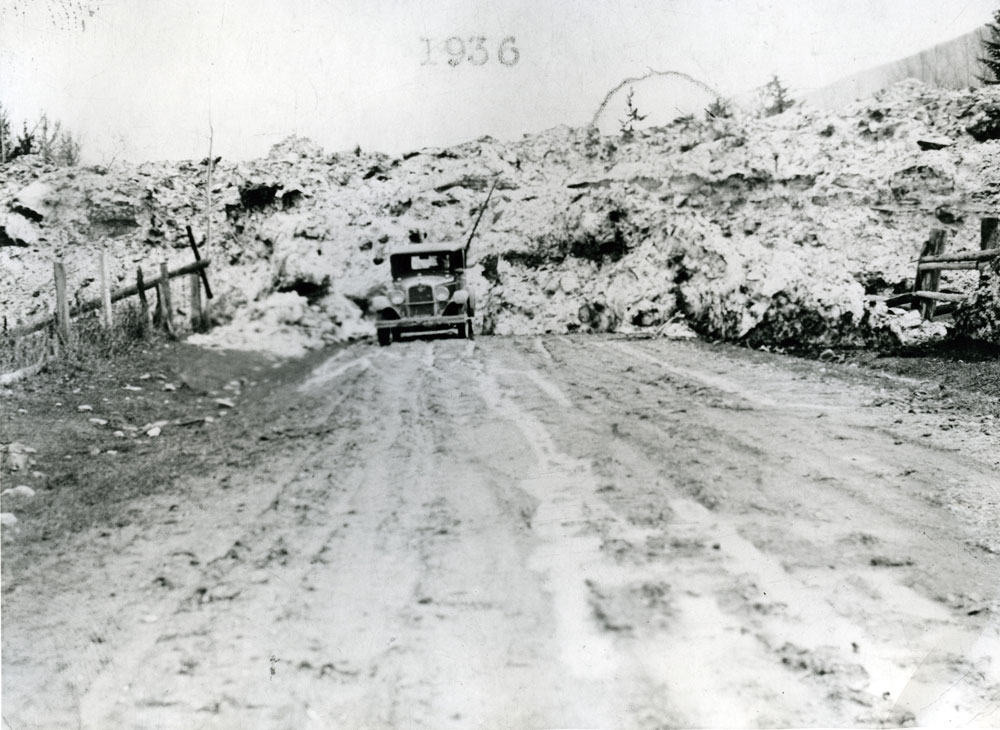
[496,336,999,727]
[5,335,999,729]
[77,340,657,728]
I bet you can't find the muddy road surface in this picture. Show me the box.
[3,335,999,728]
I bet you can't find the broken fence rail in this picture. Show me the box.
[918,249,1000,265]
[912,223,998,319]
[911,290,967,303]
[873,220,999,318]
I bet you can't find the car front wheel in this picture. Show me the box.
[377,328,392,346]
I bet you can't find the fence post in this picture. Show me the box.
[53,261,71,344]
[136,267,151,326]
[982,218,999,251]
[157,262,175,337]
[189,272,204,331]
[915,229,947,319]
[99,250,114,328]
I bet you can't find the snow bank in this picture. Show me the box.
[2,82,998,351]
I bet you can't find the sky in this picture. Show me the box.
[0,0,996,163]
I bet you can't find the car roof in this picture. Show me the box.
[390,241,467,257]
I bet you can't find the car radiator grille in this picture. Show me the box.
[408,284,433,304]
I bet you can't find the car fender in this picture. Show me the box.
[451,290,470,307]
[372,295,391,310]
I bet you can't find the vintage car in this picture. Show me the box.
[371,242,475,345]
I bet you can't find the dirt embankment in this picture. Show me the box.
[2,335,998,728]
[2,81,999,352]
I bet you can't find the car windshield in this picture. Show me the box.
[390,250,462,278]
[411,255,445,271]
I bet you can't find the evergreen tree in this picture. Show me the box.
[13,122,35,158]
[980,9,1000,85]
[57,130,82,166]
[761,75,795,116]
[705,96,733,120]
[619,87,647,138]
[0,104,82,165]
[0,102,10,163]
[36,114,63,162]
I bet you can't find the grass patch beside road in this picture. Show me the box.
[0,334,300,580]
[1,305,152,377]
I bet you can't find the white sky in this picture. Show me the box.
[0,0,996,163]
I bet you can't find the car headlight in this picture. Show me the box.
[434,286,450,302]
[388,289,405,305]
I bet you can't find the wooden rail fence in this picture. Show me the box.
[881,217,999,320]
[2,229,213,341]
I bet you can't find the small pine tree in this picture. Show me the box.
[980,9,1000,85]
[0,102,10,163]
[761,74,795,116]
[36,114,63,163]
[619,87,647,138]
[705,96,732,120]
[0,107,83,165]
[57,130,82,166]
[13,122,35,158]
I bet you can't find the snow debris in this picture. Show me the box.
[2,80,997,348]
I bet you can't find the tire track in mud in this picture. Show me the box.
[488,338,828,726]
[2,360,376,730]
[492,335,1000,727]
[279,342,469,729]
[254,339,650,729]
[357,341,559,728]
[79,340,624,729]
[471,349,683,728]
[76,358,393,728]
[8,335,999,729]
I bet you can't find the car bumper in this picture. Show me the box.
[376,315,468,330]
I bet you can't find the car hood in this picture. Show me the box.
[392,274,457,289]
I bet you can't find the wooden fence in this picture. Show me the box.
[882,217,999,320]
[2,226,213,342]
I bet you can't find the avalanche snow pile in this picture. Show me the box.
[1,79,998,352]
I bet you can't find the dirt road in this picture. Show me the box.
[3,335,999,728]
